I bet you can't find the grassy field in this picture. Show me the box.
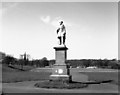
[2,65,35,72]
[2,71,51,83]
[81,72,119,85]
[2,65,51,83]
[2,65,119,86]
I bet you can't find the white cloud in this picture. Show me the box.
[51,16,72,28]
[51,16,67,27]
[40,16,50,24]
[40,16,72,28]
[51,19,60,27]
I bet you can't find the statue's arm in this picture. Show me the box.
[57,28,60,34]
[63,25,66,35]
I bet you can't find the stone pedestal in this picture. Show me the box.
[50,46,72,82]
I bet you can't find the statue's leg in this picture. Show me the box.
[63,35,65,45]
[61,36,64,45]
[59,37,62,45]
[58,37,60,45]
[61,37,62,45]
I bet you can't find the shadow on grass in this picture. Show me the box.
[71,80,113,84]
[34,79,114,89]
[8,66,29,71]
[35,80,88,89]
[7,65,26,71]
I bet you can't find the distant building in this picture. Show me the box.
[0,52,6,63]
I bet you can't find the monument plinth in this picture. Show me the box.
[50,46,72,82]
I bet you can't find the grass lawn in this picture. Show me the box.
[2,65,51,83]
[2,71,51,83]
[81,71,119,85]
[2,65,119,86]
[2,65,35,72]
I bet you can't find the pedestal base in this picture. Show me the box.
[50,75,72,83]
[50,46,72,83]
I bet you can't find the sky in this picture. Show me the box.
[1,2,118,60]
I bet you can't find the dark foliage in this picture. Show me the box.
[2,55,17,66]
[66,59,119,69]
[2,53,119,69]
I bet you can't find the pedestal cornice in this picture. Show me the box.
[54,46,68,51]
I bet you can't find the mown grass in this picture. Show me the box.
[2,64,35,72]
[81,72,119,86]
[2,65,119,86]
[2,65,51,83]
[2,71,51,83]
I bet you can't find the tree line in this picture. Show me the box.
[66,59,120,69]
[2,55,49,67]
[1,54,120,69]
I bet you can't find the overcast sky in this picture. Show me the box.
[1,2,118,60]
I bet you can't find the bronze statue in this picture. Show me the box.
[56,21,66,45]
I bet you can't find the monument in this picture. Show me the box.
[50,21,72,83]
[35,21,88,89]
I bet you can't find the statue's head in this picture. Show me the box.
[59,21,63,25]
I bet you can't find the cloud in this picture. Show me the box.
[40,16,72,28]
[40,16,50,24]
[51,16,62,27]
[52,17,73,27]
[51,16,72,28]
[51,19,59,27]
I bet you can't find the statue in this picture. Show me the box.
[56,21,66,46]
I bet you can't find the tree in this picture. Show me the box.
[83,60,90,67]
[2,55,16,65]
[41,57,49,67]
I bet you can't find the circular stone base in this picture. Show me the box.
[34,80,88,89]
